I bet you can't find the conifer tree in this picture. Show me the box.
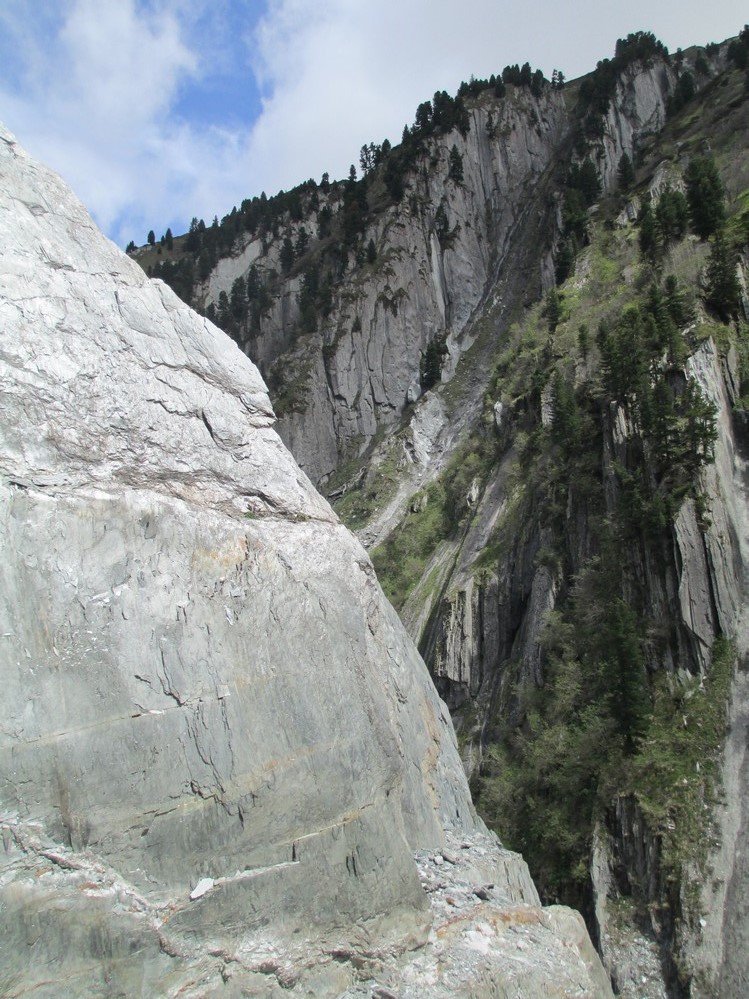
[280,237,295,274]
[448,145,464,183]
[544,288,561,332]
[638,201,658,263]
[705,229,740,320]
[186,218,201,252]
[617,153,635,190]
[655,188,689,244]
[685,156,725,239]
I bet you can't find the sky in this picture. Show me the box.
[1,0,745,249]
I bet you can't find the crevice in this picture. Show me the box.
[200,408,216,443]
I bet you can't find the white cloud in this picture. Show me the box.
[0,0,206,242]
[1,0,745,247]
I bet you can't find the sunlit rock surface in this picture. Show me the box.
[0,123,611,997]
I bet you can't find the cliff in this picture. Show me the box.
[397,53,749,998]
[0,125,612,996]
[177,42,688,493]
[130,31,749,995]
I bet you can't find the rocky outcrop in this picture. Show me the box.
[0,125,612,996]
[597,61,675,190]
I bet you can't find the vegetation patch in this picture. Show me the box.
[628,637,734,908]
[371,433,497,609]
[267,353,314,418]
[333,434,404,531]
[371,481,450,609]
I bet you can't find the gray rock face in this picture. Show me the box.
[0,125,611,996]
[592,404,749,999]
[676,343,749,998]
[597,62,675,192]
[195,56,698,492]
[199,87,569,486]
[396,55,696,714]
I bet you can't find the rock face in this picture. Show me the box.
[190,54,698,494]
[196,84,569,487]
[0,126,611,996]
[591,423,749,999]
[668,343,749,999]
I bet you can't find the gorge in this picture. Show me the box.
[3,24,749,999]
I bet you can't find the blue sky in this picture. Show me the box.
[1,0,745,249]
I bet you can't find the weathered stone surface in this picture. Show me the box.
[0,111,468,913]
[0,124,612,996]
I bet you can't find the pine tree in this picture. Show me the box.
[617,153,635,190]
[186,218,201,253]
[685,156,725,239]
[550,372,579,450]
[197,249,211,281]
[638,201,658,263]
[605,599,650,752]
[555,238,575,284]
[705,229,740,320]
[317,205,332,240]
[230,276,247,327]
[448,145,464,183]
[543,288,561,332]
[655,188,689,244]
[217,290,230,329]
[280,237,295,275]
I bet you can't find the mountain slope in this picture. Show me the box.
[136,28,749,997]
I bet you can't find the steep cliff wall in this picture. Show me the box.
[193,85,569,487]
[399,57,692,715]
[189,50,694,495]
[0,125,612,997]
[589,342,749,998]
[405,55,749,995]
